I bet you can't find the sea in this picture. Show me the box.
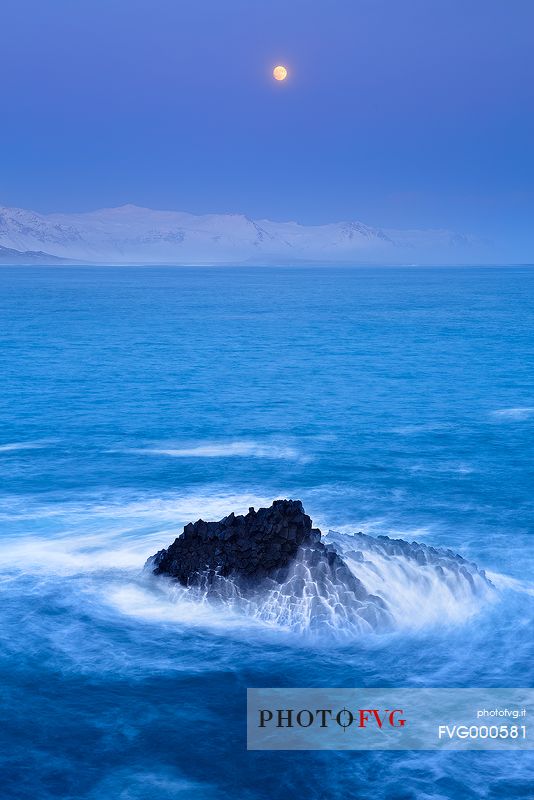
[1,265,533,799]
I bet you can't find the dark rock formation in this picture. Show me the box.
[150,499,324,585]
[149,498,394,638]
[147,499,492,634]
[149,499,395,631]
[148,498,377,607]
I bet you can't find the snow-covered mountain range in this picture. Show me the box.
[0,204,482,265]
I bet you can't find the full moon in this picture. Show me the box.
[273,65,288,81]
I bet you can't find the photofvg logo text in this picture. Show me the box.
[259,707,406,731]
[247,688,534,750]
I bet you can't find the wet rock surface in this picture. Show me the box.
[148,499,382,632]
[151,499,323,584]
[325,529,493,588]
[147,499,492,634]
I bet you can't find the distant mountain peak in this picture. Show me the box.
[0,203,483,265]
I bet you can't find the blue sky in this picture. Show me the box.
[1,0,533,256]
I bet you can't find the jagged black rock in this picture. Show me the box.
[150,499,322,583]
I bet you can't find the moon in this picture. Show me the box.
[273,65,288,81]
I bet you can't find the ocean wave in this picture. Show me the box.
[390,423,455,435]
[486,571,534,597]
[407,461,475,475]
[106,583,270,633]
[0,524,497,641]
[85,768,220,800]
[309,513,436,542]
[141,525,497,639]
[491,407,534,421]
[120,440,308,461]
[0,441,47,453]
[0,489,275,572]
[0,488,273,523]
[0,490,504,641]
[325,530,495,630]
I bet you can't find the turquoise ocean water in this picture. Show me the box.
[1,266,533,799]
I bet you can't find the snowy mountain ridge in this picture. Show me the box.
[0,204,480,265]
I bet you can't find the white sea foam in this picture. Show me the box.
[390,423,455,435]
[0,441,47,453]
[168,532,497,637]
[106,582,268,633]
[0,531,160,574]
[336,536,494,629]
[491,407,534,421]
[486,571,534,597]
[0,489,272,524]
[311,514,436,541]
[86,768,220,800]
[135,530,497,638]
[0,489,276,575]
[407,461,475,475]
[120,440,308,461]
[0,488,501,639]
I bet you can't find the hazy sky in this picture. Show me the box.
[1,0,533,254]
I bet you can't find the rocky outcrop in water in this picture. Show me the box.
[325,529,492,588]
[151,499,323,584]
[148,499,388,632]
[147,499,493,635]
